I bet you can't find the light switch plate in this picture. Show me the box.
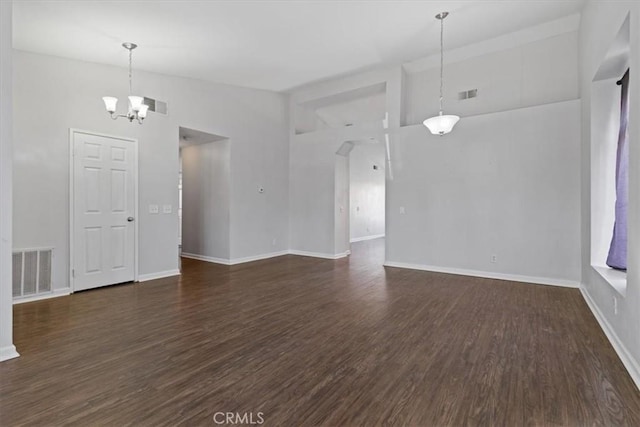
[149,204,159,214]
[163,204,172,214]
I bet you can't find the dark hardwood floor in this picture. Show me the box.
[2,238,640,426]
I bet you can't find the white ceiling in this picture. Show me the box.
[13,0,585,92]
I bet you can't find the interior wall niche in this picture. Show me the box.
[294,82,387,134]
[590,14,630,295]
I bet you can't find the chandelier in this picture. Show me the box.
[102,42,148,124]
[423,12,460,136]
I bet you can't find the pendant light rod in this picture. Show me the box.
[423,12,460,136]
[436,12,448,114]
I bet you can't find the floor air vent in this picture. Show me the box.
[12,248,53,299]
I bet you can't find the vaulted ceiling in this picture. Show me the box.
[13,0,585,92]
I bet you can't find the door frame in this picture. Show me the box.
[69,128,139,293]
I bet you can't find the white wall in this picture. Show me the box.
[404,31,579,125]
[349,144,385,241]
[386,100,581,284]
[181,141,231,260]
[0,0,18,361]
[289,22,582,284]
[13,51,289,289]
[579,0,640,387]
[289,67,402,257]
[289,136,343,256]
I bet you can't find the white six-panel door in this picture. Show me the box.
[72,131,137,292]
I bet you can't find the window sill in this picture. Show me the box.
[592,264,627,297]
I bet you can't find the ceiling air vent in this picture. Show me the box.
[458,89,478,100]
[143,97,168,115]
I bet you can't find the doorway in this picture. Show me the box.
[178,127,231,265]
[69,130,138,292]
[335,139,386,259]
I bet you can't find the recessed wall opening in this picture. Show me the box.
[178,126,230,267]
[590,14,630,295]
[335,138,386,260]
[294,82,387,134]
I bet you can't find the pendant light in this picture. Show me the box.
[423,12,459,136]
[102,42,149,124]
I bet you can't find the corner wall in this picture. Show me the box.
[12,51,289,290]
[289,27,582,286]
[0,0,18,361]
[579,0,640,386]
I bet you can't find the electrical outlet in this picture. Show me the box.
[149,204,159,214]
[162,204,172,214]
[490,254,497,263]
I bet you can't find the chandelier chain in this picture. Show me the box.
[128,47,133,95]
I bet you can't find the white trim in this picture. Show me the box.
[182,248,358,265]
[13,246,55,252]
[181,252,231,265]
[289,249,350,260]
[13,287,71,304]
[0,345,19,362]
[137,269,181,282]
[383,261,580,288]
[69,129,139,292]
[591,265,627,297]
[580,286,640,391]
[229,250,290,265]
[181,250,291,266]
[350,234,385,243]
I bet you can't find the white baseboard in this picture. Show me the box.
[181,252,231,265]
[580,286,640,390]
[182,250,290,266]
[229,250,289,265]
[383,261,580,288]
[13,287,71,304]
[138,269,181,282]
[289,249,350,260]
[0,345,20,362]
[185,249,352,263]
[350,234,385,243]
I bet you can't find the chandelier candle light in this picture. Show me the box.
[423,12,460,136]
[102,42,149,124]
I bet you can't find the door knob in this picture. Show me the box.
[127,217,135,222]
